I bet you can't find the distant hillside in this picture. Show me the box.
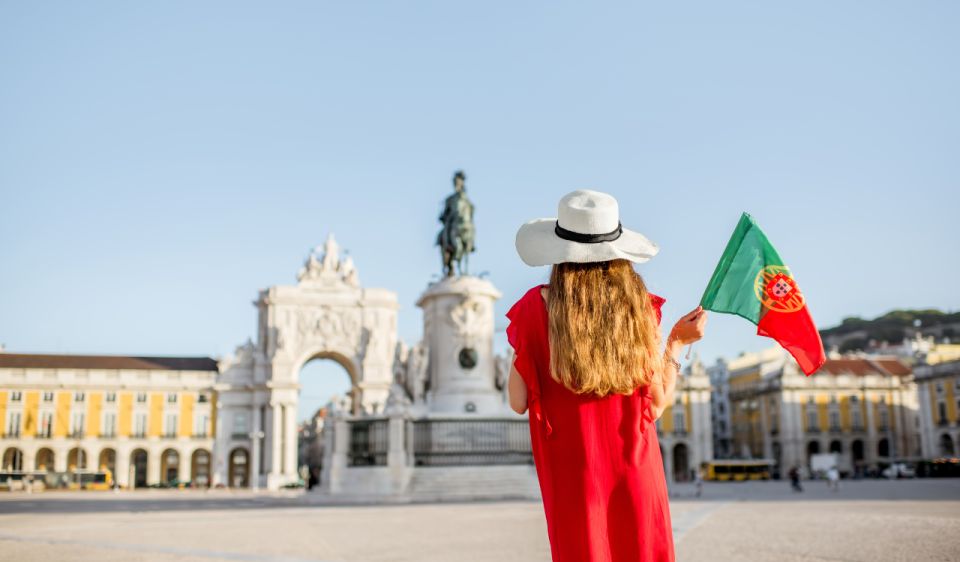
[821,309,960,353]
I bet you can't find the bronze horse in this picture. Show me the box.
[436,170,476,277]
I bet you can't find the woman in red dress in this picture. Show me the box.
[506,190,707,562]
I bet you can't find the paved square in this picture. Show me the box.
[1,480,958,562]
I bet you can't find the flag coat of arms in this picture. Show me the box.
[700,213,826,375]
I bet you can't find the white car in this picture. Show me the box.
[882,463,916,479]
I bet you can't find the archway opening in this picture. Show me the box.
[852,439,865,463]
[229,447,249,488]
[878,438,890,458]
[298,354,357,485]
[672,443,690,483]
[67,447,87,471]
[829,440,843,455]
[939,434,955,456]
[192,449,211,487]
[2,448,23,472]
[99,448,117,475]
[130,449,148,488]
[36,448,55,472]
[298,354,357,422]
[161,449,180,484]
[806,441,820,465]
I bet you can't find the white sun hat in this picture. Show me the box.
[515,190,659,267]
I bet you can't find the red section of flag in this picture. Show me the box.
[757,307,826,375]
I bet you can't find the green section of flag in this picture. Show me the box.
[699,213,785,324]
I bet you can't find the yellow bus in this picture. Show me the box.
[67,470,114,491]
[701,459,773,481]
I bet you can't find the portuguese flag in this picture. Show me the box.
[700,213,825,375]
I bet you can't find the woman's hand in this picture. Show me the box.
[668,306,708,347]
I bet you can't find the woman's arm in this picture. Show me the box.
[650,306,707,420]
[508,364,528,414]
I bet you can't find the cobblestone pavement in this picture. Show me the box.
[1,479,958,562]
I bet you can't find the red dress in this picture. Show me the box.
[506,285,674,562]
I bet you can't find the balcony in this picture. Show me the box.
[829,426,842,434]
[806,427,821,434]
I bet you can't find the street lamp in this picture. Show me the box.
[248,430,265,491]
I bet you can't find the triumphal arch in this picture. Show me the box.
[215,235,398,489]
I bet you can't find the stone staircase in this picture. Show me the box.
[407,465,541,502]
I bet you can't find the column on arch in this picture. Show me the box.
[283,402,298,480]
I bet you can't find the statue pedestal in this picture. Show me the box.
[416,276,506,415]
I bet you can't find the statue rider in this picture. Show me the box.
[436,170,476,277]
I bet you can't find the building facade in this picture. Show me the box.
[724,347,918,477]
[915,358,960,458]
[707,359,733,459]
[0,355,217,488]
[654,359,713,482]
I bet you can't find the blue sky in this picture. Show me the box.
[2,1,957,420]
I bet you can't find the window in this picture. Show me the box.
[70,412,86,437]
[43,391,54,402]
[879,405,889,430]
[10,391,22,402]
[6,412,22,437]
[852,397,863,429]
[74,392,85,402]
[38,411,53,438]
[806,404,819,431]
[233,412,249,437]
[829,410,840,431]
[195,414,209,438]
[102,412,117,438]
[134,413,148,438]
[937,402,948,424]
[136,392,147,404]
[105,392,116,403]
[674,409,686,433]
[935,382,944,396]
[198,393,209,404]
[167,393,178,404]
[164,413,178,437]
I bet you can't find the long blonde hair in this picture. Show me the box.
[547,259,662,396]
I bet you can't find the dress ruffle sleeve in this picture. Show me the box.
[506,287,551,435]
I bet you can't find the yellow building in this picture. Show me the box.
[0,353,218,488]
[914,358,960,458]
[654,359,713,483]
[720,347,917,477]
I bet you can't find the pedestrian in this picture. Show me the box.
[507,190,708,562]
[789,465,803,492]
[694,468,703,498]
[827,466,840,492]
